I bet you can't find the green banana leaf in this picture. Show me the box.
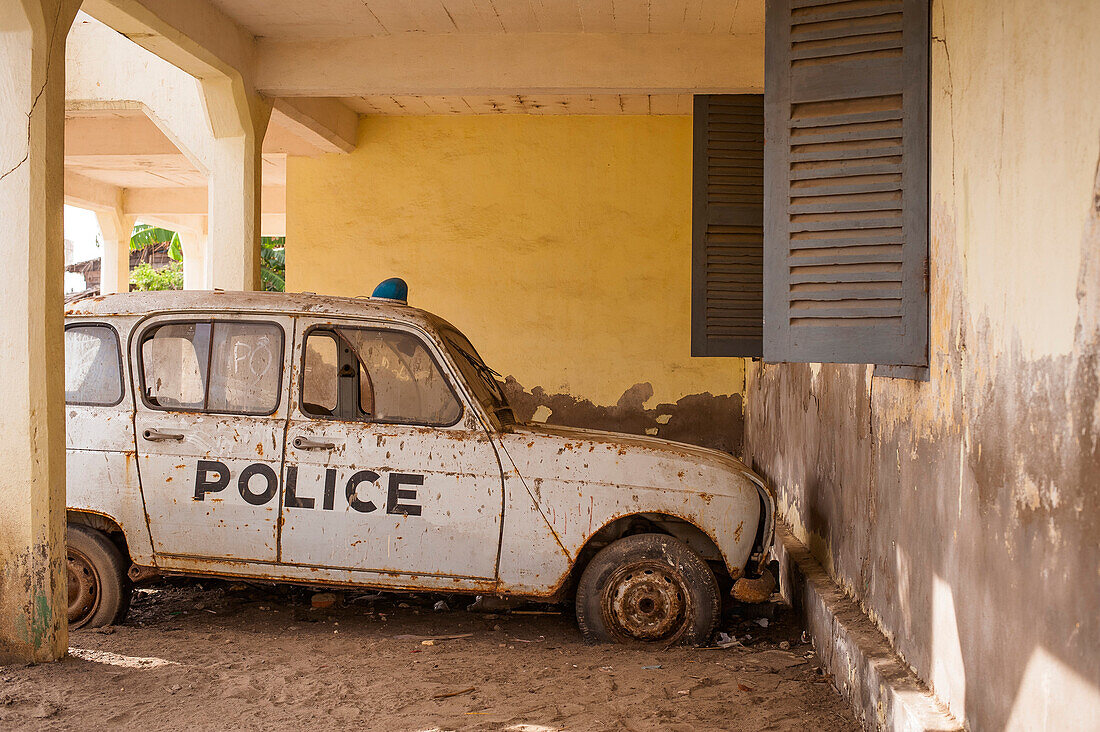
[129,224,183,261]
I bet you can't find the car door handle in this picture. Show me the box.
[143,428,185,442]
[292,436,336,450]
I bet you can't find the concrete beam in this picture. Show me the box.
[64,169,123,212]
[123,185,286,216]
[255,32,764,97]
[65,112,179,156]
[271,98,358,154]
[134,213,284,241]
[67,19,212,174]
[78,0,255,94]
[79,0,262,141]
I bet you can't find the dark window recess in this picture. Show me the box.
[691,94,765,357]
[764,0,930,366]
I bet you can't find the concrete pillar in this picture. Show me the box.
[180,229,209,290]
[95,210,135,295]
[0,0,82,664]
[205,86,272,292]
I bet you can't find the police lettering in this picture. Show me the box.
[193,461,423,516]
[194,460,230,500]
[238,463,279,506]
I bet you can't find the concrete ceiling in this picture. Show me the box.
[344,93,693,116]
[62,0,765,239]
[207,0,764,39]
[204,0,763,111]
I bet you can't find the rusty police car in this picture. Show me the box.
[63,290,775,645]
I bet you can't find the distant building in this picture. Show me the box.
[64,241,174,299]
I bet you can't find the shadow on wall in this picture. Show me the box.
[502,377,744,456]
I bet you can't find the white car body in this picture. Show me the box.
[63,291,775,600]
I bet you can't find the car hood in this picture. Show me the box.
[500,422,771,499]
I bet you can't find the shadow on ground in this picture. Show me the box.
[0,580,857,731]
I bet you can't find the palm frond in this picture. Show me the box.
[130,224,183,261]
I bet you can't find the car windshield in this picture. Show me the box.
[439,326,516,428]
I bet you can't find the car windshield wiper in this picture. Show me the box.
[455,348,509,403]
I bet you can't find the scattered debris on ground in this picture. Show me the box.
[0,579,857,731]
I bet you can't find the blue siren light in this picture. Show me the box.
[372,277,409,303]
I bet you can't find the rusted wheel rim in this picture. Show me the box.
[602,562,688,642]
[67,547,100,628]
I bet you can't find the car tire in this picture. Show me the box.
[575,533,720,646]
[66,524,131,629]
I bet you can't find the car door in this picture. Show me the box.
[279,318,504,581]
[133,313,293,563]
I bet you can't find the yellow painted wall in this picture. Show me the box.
[287,115,743,409]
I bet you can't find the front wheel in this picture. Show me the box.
[67,524,131,629]
[575,533,720,646]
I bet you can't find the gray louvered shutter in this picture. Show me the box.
[691,94,764,357]
[764,0,929,365]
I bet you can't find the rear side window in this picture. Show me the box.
[65,324,123,406]
[140,320,283,415]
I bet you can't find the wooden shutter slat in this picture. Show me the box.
[709,205,764,228]
[790,199,902,214]
[790,148,904,164]
[790,161,903,180]
[791,108,903,128]
[693,94,765,357]
[792,0,903,19]
[790,22,902,46]
[790,179,903,196]
[791,37,903,62]
[792,126,903,145]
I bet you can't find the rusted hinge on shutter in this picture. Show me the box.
[923,257,930,293]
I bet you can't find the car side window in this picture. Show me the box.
[65,324,123,406]
[300,327,462,426]
[140,320,283,415]
[302,332,339,415]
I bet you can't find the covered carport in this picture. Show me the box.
[0,0,762,669]
[2,1,1099,730]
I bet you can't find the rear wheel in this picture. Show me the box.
[575,533,720,646]
[67,524,130,629]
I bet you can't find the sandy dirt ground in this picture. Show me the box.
[1,581,857,731]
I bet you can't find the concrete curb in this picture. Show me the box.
[775,523,964,732]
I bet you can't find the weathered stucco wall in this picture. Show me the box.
[287,115,745,452]
[745,1,1100,729]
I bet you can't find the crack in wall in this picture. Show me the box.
[0,0,67,183]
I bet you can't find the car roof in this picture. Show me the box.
[64,290,449,333]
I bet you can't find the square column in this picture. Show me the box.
[179,228,209,290]
[205,90,272,292]
[0,0,81,664]
[95,210,135,295]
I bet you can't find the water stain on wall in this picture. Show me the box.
[743,161,1100,731]
[503,377,744,456]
